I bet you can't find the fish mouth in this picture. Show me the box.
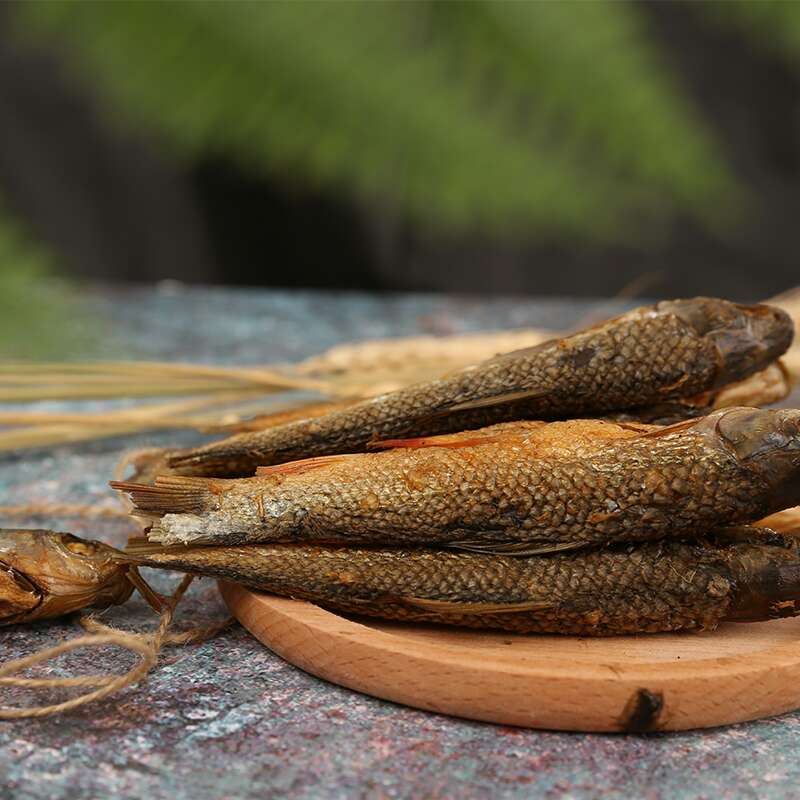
[714,407,800,459]
[696,304,791,387]
[712,304,793,386]
[737,302,794,356]
[654,299,792,386]
[714,408,800,513]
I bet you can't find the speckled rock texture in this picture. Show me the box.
[2,286,800,800]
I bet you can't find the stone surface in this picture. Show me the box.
[2,285,799,800]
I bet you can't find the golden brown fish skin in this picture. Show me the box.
[608,361,793,426]
[122,528,800,635]
[116,408,800,550]
[167,298,793,476]
[0,530,133,626]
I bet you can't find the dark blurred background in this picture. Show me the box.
[2,0,800,355]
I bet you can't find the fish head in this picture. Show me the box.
[658,298,793,386]
[0,529,133,626]
[719,531,800,622]
[710,407,800,513]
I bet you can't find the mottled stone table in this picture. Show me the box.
[2,286,799,800]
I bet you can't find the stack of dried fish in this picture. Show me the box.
[7,296,800,637]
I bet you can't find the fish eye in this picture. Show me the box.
[61,535,99,556]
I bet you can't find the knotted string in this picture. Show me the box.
[0,480,235,719]
[0,573,233,720]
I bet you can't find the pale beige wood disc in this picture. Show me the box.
[220,582,800,732]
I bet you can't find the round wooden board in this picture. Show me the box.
[220,581,800,733]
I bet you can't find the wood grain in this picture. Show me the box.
[221,582,800,732]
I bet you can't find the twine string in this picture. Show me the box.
[0,566,234,720]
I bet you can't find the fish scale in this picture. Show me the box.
[115,408,800,551]
[123,529,800,636]
[6,526,800,636]
[166,298,793,476]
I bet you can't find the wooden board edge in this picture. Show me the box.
[221,582,800,732]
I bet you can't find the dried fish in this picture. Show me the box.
[167,298,793,476]
[122,527,800,636]
[0,530,133,626]
[114,407,800,552]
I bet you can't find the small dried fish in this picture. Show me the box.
[114,407,800,552]
[0,530,134,626]
[167,298,793,475]
[123,527,800,635]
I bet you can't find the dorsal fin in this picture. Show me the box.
[633,417,700,439]
[371,433,508,450]
[255,453,360,477]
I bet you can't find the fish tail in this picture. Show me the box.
[166,439,252,472]
[115,537,194,558]
[110,475,219,515]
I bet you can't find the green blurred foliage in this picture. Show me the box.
[14,0,736,238]
[702,0,800,61]
[5,0,800,357]
[0,212,93,359]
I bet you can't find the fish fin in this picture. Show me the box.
[370,433,508,450]
[255,453,359,477]
[438,388,550,415]
[449,539,588,556]
[657,373,691,394]
[632,417,700,439]
[118,538,190,557]
[613,421,655,433]
[110,475,220,515]
[398,596,554,616]
[117,535,216,557]
[125,566,167,613]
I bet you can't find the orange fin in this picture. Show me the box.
[657,373,691,394]
[110,476,220,515]
[633,417,700,439]
[255,453,360,477]
[371,433,507,450]
[399,596,554,615]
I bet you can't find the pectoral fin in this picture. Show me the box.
[439,388,550,415]
[448,539,588,557]
[255,453,361,477]
[398,596,554,615]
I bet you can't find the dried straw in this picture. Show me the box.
[0,328,553,451]
[2,288,799,453]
